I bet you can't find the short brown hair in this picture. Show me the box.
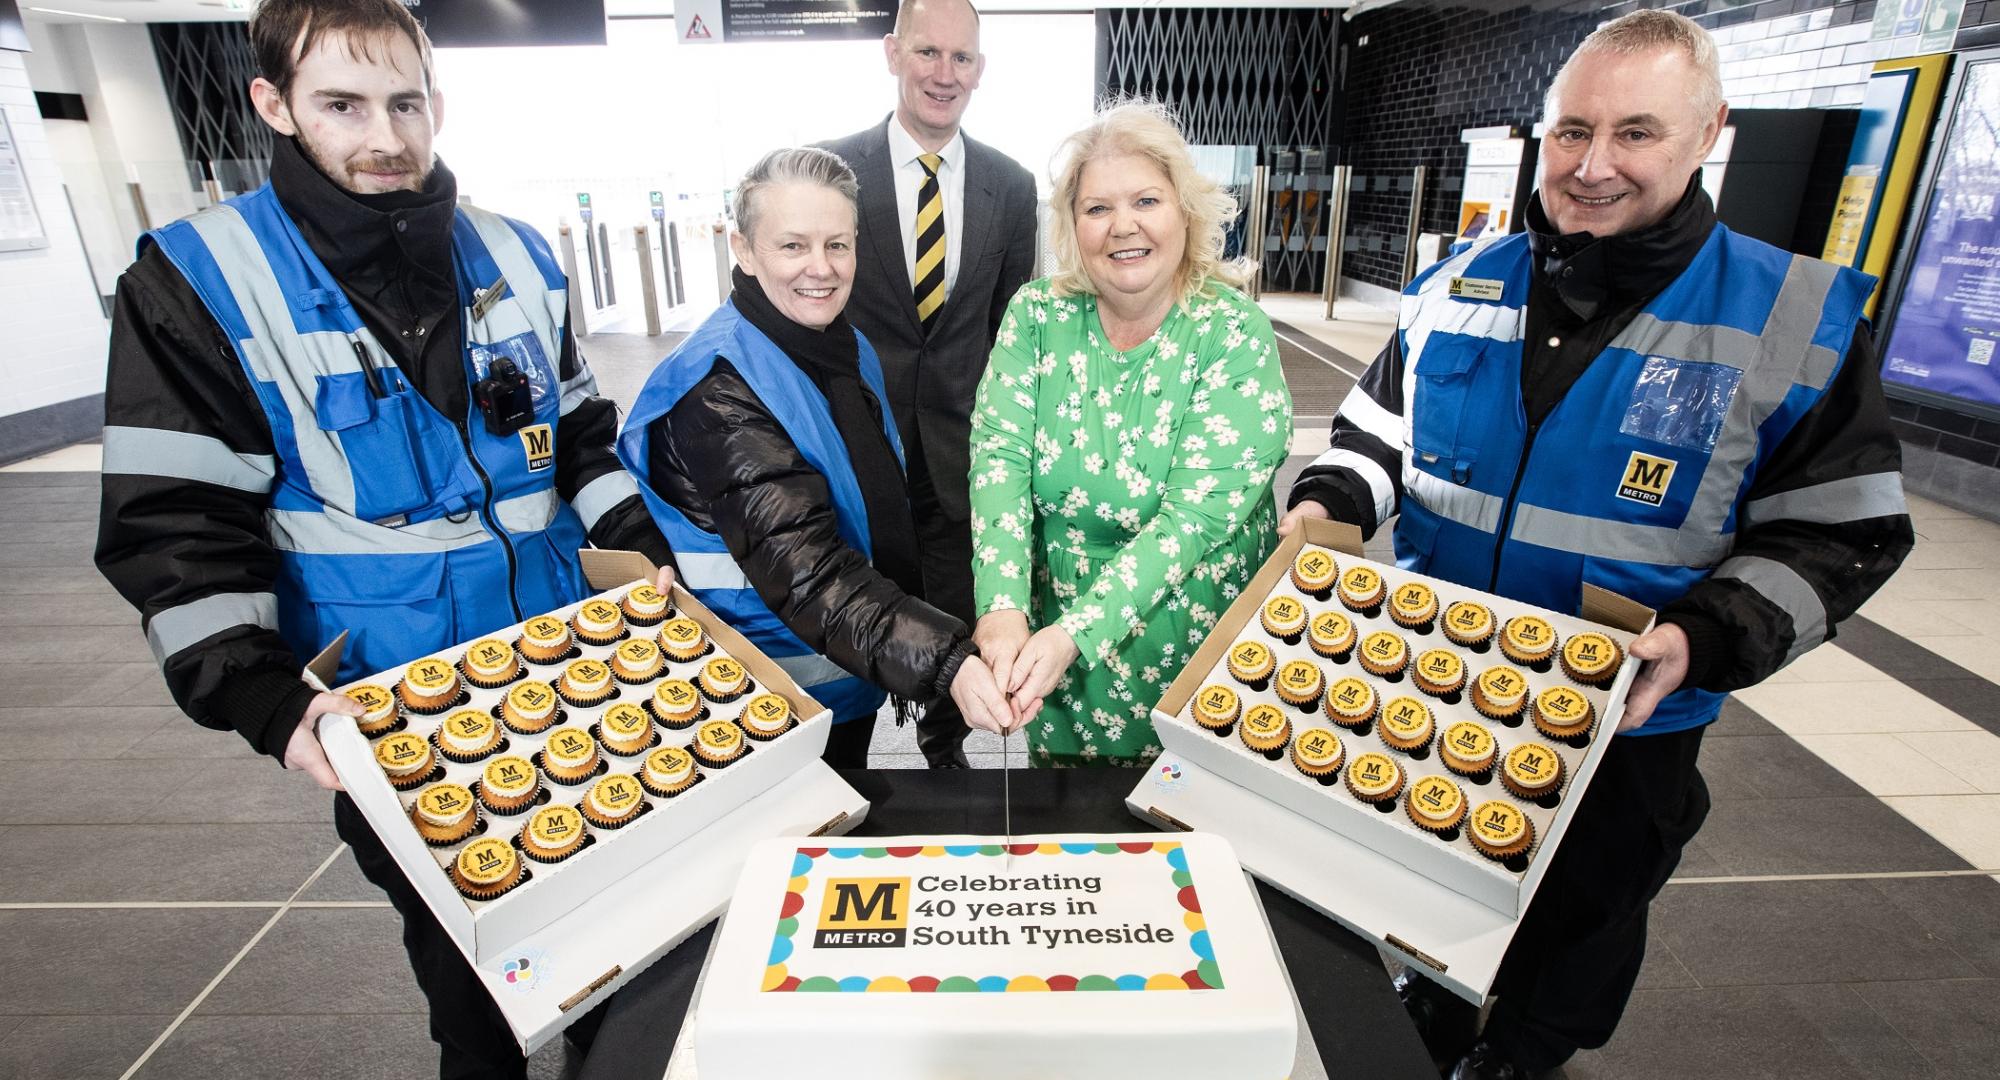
[250,0,435,101]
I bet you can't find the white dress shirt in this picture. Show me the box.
[887,119,966,301]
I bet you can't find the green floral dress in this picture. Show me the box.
[969,278,1292,767]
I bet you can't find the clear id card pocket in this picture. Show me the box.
[1618,356,1743,453]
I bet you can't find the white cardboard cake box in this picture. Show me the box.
[1128,518,1653,1003]
[314,549,871,1052]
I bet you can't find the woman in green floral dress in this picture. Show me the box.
[968,102,1292,766]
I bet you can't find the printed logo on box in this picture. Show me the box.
[1615,451,1676,506]
[815,878,912,948]
[1154,759,1186,791]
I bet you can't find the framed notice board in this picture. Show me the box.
[0,109,48,252]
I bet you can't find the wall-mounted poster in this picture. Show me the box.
[675,0,894,44]
[1880,50,2000,418]
[0,109,48,253]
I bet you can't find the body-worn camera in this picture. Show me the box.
[472,356,535,435]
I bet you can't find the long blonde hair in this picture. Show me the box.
[1046,99,1250,305]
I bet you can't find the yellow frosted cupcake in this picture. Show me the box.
[691,718,749,767]
[639,745,700,798]
[397,657,461,714]
[1388,581,1439,632]
[740,693,795,741]
[1439,720,1498,778]
[581,773,647,829]
[476,755,542,816]
[1560,632,1624,687]
[1291,547,1339,600]
[648,678,705,729]
[621,583,672,626]
[1239,704,1293,759]
[1261,595,1309,645]
[1291,726,1345,783]
[539,726,602,785]
[697,656,752,703]
[597,702,655,756]
[1501,741,1566,802]
[1337,564,1386,614]
[500,679,562,735]
[1322,676,1379,732]
[1358,630,1409,680]
[1377,695,1435,755]
[1411,648,1467,700]
[1405,775,1468,835]
[557,658,615,708]
[1191,684,1241,734]
[1308,610,1357,662]
[460,637,521,689]
[450,837,526,899]
[433,708,503,763]
[1469,799,1535,863]
[1531,685,1597,741]
[1274,659,1326,713]
[609,637,665,683]
[519,804,588,864]
[345,684,399,737]
[1226,640,1276,691]
[1442,601,1496,651]
[1345,752,1405,809]
[1500,615,1558,669]
[374,731,436,790]
[410,782,480,845]
[657,617,708,663]
[516,615,574,664]
[1470,665,1530,724]
[572,598,626,646]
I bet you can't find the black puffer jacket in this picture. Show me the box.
[646,359,973,704]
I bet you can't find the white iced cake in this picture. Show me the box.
[695,831,1295,1080]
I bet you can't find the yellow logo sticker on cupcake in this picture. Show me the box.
[1418,650,1463,683]
[1473,801,1526,845]
[528,805,584,847]
[590,775,642,813]
[742,693,792,736]
[1293,549,1338,590]
[405,658,456,692]
[375,732,429,771]
[1380,697,1432,738]
[660,618,703,646]
[654,679,699,709]
[698,719,743,752]
[445,709,494,741]
[1326,677,1375,716]
[616,639,658,664]
[1346,752,1402,798]
[347,684,392,713]
[467,638,513,669]
[603,703,650,740]
[484,756,536,794]
[1407,775,1466,831]
[1537,686,1589,724]
[546,726,597,765]
[1243,704,1288,739]
[456,838,518,886]
[417,782,473,822]
[1445,721,1494,759]
[1293,727,1343,769]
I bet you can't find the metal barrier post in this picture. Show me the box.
[597,221,616,306]
[558,224,590,337]
[1322,164,1350,321]
[636,225,662,336]
[1402,165,1428,287]
[1247,164,1270,301]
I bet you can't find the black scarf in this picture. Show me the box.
[729,266,925,601]
[1525,171,1717,323]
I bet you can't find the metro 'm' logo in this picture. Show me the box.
[1616,451,1675,506]
[814,877,911,948]
[519,424,554,471]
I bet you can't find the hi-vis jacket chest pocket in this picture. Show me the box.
[314,372,436,523]
[1408,341,1484,483]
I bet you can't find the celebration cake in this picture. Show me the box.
[697,832,1295,1080]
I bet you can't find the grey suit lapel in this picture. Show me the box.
[855,122,920,332]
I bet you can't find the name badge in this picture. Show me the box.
[1448,277,1505,301]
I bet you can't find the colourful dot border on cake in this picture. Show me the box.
[760,841,1223,993]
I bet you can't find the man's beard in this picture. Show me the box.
[298,134,431,195]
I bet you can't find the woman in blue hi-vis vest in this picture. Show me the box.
[618,148,1013,769]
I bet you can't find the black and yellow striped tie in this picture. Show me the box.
[913,152,946,331]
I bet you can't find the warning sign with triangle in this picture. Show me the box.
[685,14,713,40]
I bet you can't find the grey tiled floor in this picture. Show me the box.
[4,321,1999,1078]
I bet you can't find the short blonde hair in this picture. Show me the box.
[732,147,859,244]
[1046,100,1250,304]
[1549,10,1724,122]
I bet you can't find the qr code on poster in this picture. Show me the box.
[1969,339,1995,367]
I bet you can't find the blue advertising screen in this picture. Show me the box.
[1882,58,2000,415]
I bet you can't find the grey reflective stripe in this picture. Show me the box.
[494,488,561,534]
[462,207,565,368]
[1509,503,1732,567]
[1714,554,1827,664]
[772,651,852,689]
[1334,383,1403,449]
[1741,472,1906,529]
[1309,447,1396,524]
[1607,314,1762,373]
[678,551,753,591]
[1404,467,1506,534]
[147,591,279,664]
[102,425,275,493]
[268,507,491,555]
[558,368,601,415]
[571,470,639,533]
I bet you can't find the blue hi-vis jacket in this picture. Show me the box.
[616,301,902,724]
[146,185,593,683]
[1393,226,1873,733]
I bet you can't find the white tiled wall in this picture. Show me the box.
[0,50,110,421]
[1711,7,1931,110]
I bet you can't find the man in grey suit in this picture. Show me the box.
[821,0,1038,767]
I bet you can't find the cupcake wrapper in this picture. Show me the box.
[1443,760,1496,783]
[661,641,716,664]
[387,763,446,791]
[1340,597,1384,616]
[1390,613,1437,631]
[1308,644,1355,662]
[583,798,653,831]
[1471,697,1527,723]
[515,831,595,865]
[743,719,796,742]
[415,808,487,848]
[1231,675,1272,693]
[519,642,583,665]
[357,715,407,739]
[575,626,631,647]
[459,654,527,690]
[557,685,618,709]
[1444,631,1492,649]
[622,608,671,626]
[1326,710,1376,732]
[491,701,567,736]
[697,680,754,705]
[431,730,509,765]
[639,768,704,799]
[535,750,609,787]
[400,687,470,716]
[645,699,709,730]
[594,723,663,757]
[611,665,667,685]
[471,779,547,816]
[691,738,752,768]
[451,863,532,901]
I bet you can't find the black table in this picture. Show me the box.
[580,768,1436,1079]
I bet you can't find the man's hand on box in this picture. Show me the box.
[1277,499,1330,537]
[1617,623,1690,733]
[285,691,364,791]
[654,565,678,595]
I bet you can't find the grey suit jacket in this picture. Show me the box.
[819,117,1038,521]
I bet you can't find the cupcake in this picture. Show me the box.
[1274,659,1326,714]
[1388,581,1439,633]
[500,679,562,735]
[410,782,480,845]
[610,638,666,683]
[1358,630,1410,680]
[1308,610,1358,662]
[639,745,700,798]
[1560,632,1624,687]
[557,658,616,708]
[1291,548,1339,600]
[1499,615,1558,670]
[517,615,575,664]
[1411,649,1467,700]
[580,773,647,829]
[597,703,655,756]
[740,693,795,741]
[539,726,602,785]
[1226,640,1276,691]
[621,583,672,626]
[518,804,588,863]
[697,656,752,703]
[691,718,749,767]
[1501,741,1566,801]
[1322,677,1379,732]
[460,637,521,689]
[397,657,461,714]
[1442,601,1496,651]
[1291,726,1345,783]
[374,731,436,790]
[572,599,626,646]
[450,837,526,899]
[477,755,543,816]
[1377,696,1435,755]
[649,679,706,729]
[434,708,504,763]
[1531,685,1597,741]
[1239,704,1293,760]
[1191,684,1242,735]
[1260,596,1309,645]
[1337,565,1386,615]
[1345,752,1405,809]
[1405,775,1468,835]
[1469,799,1535,863]
[657,617,709,663]
[1470,665,1530,724]
[1439,720,1498,778]
[345,684,400,737]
